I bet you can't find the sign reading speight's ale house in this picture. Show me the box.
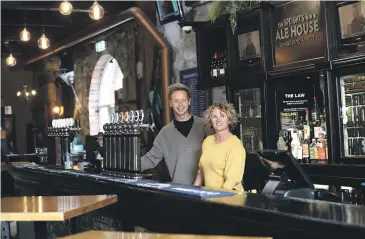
[272,0,325,66]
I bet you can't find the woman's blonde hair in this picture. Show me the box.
[203,102,238,128]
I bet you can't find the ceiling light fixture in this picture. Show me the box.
[20,27,31,42]
[38,33,50,49]
[89,0,104,20]
[59,0,73,15]
[5,53,17,67]
[16,85,36,102]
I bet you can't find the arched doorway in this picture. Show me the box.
[89,54,124,135]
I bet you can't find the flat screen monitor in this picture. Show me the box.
[338,2,365,41]
[156,0,184,25]
[256,150,314,190]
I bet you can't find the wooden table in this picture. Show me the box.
[1,195,117,239]
[60,231,272,239]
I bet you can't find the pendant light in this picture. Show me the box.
[20,27,31,42]
[6,53,16,67]
[89,0,104,20]
[38,27,50,50]
[20,11,31,42]
[59,0,73,15]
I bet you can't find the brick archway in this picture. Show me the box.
[88,54,112,135]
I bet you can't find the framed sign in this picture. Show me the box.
[272,0,325,66]
[179,68,207,117]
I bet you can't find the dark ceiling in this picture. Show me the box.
[1,1,136,59]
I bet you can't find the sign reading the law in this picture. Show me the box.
[281,92,309,111]
[272,0,325,66]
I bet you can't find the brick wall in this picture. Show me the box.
[73,22,137,139]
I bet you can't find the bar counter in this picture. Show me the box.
[7,164,365,239]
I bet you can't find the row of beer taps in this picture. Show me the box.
[102,109,155,178]
[103,110,155,135]
[47,118,81,137]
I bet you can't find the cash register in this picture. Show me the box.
[256,150,340,202]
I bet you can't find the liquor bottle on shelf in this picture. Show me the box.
[304,109,311,140]
[302,133,310,164]
[277,131,287,150]
[311,96,320,123]
[210,53,218,80]
[222,51,228,76]
[317,135,326,163]
[309,138,318,163]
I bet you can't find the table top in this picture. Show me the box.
[60,231,272,239]
[1,195,117,221]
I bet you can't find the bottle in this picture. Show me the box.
[317,136,326,163]
[302,134,310,164]
[303,109,311,140]
[211,53,218,80]
[311,96,320,123]
[297,131,303,162]
[291,132,300,162]
[312,101,322,138]
[219,52,226,77]
[277,132,286,150]
[65,152,73,170]
[309,139,318,163]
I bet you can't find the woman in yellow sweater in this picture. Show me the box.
[193,102,246,192]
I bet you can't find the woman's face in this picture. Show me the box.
[211,108,230,132]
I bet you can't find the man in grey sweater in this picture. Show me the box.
[141,83,210,185]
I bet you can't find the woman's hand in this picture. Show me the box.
[193,170,204,186]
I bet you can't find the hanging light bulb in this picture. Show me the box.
[38,33,50,49]
[20,27,31,42]
[5,53,17,67]
[59,0,73,15]
[17,91,22,97]
[89,0,104,20]
[31,90,37,95]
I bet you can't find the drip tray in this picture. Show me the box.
[101,170,152,180]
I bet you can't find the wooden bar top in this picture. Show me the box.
[1,195,117,222]
[60,231,272,239]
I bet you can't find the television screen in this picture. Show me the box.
[156,0,184,25]
[338,1,365,39]
[238,30,261,60]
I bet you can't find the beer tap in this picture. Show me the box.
[47,118,81,168]
[103,122,109,170]
[111,113,118,170]
[122,111,129,173]
[116,113,122,171]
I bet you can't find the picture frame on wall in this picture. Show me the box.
[338,1,365,39]
[337,1,365,48]
[237,30,261,65]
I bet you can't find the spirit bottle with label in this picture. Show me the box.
[210,53,218,80]
[309,138,318,163]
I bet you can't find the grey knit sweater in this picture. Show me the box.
[141,116,210,185]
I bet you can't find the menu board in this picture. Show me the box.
[179,68,207,117]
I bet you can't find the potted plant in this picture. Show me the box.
[208,0,259,34]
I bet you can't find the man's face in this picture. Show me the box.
[247,34,252,43]
[169,90,191,117]
[354,4,362,17]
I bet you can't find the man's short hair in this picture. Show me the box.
[168,83,191,99]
